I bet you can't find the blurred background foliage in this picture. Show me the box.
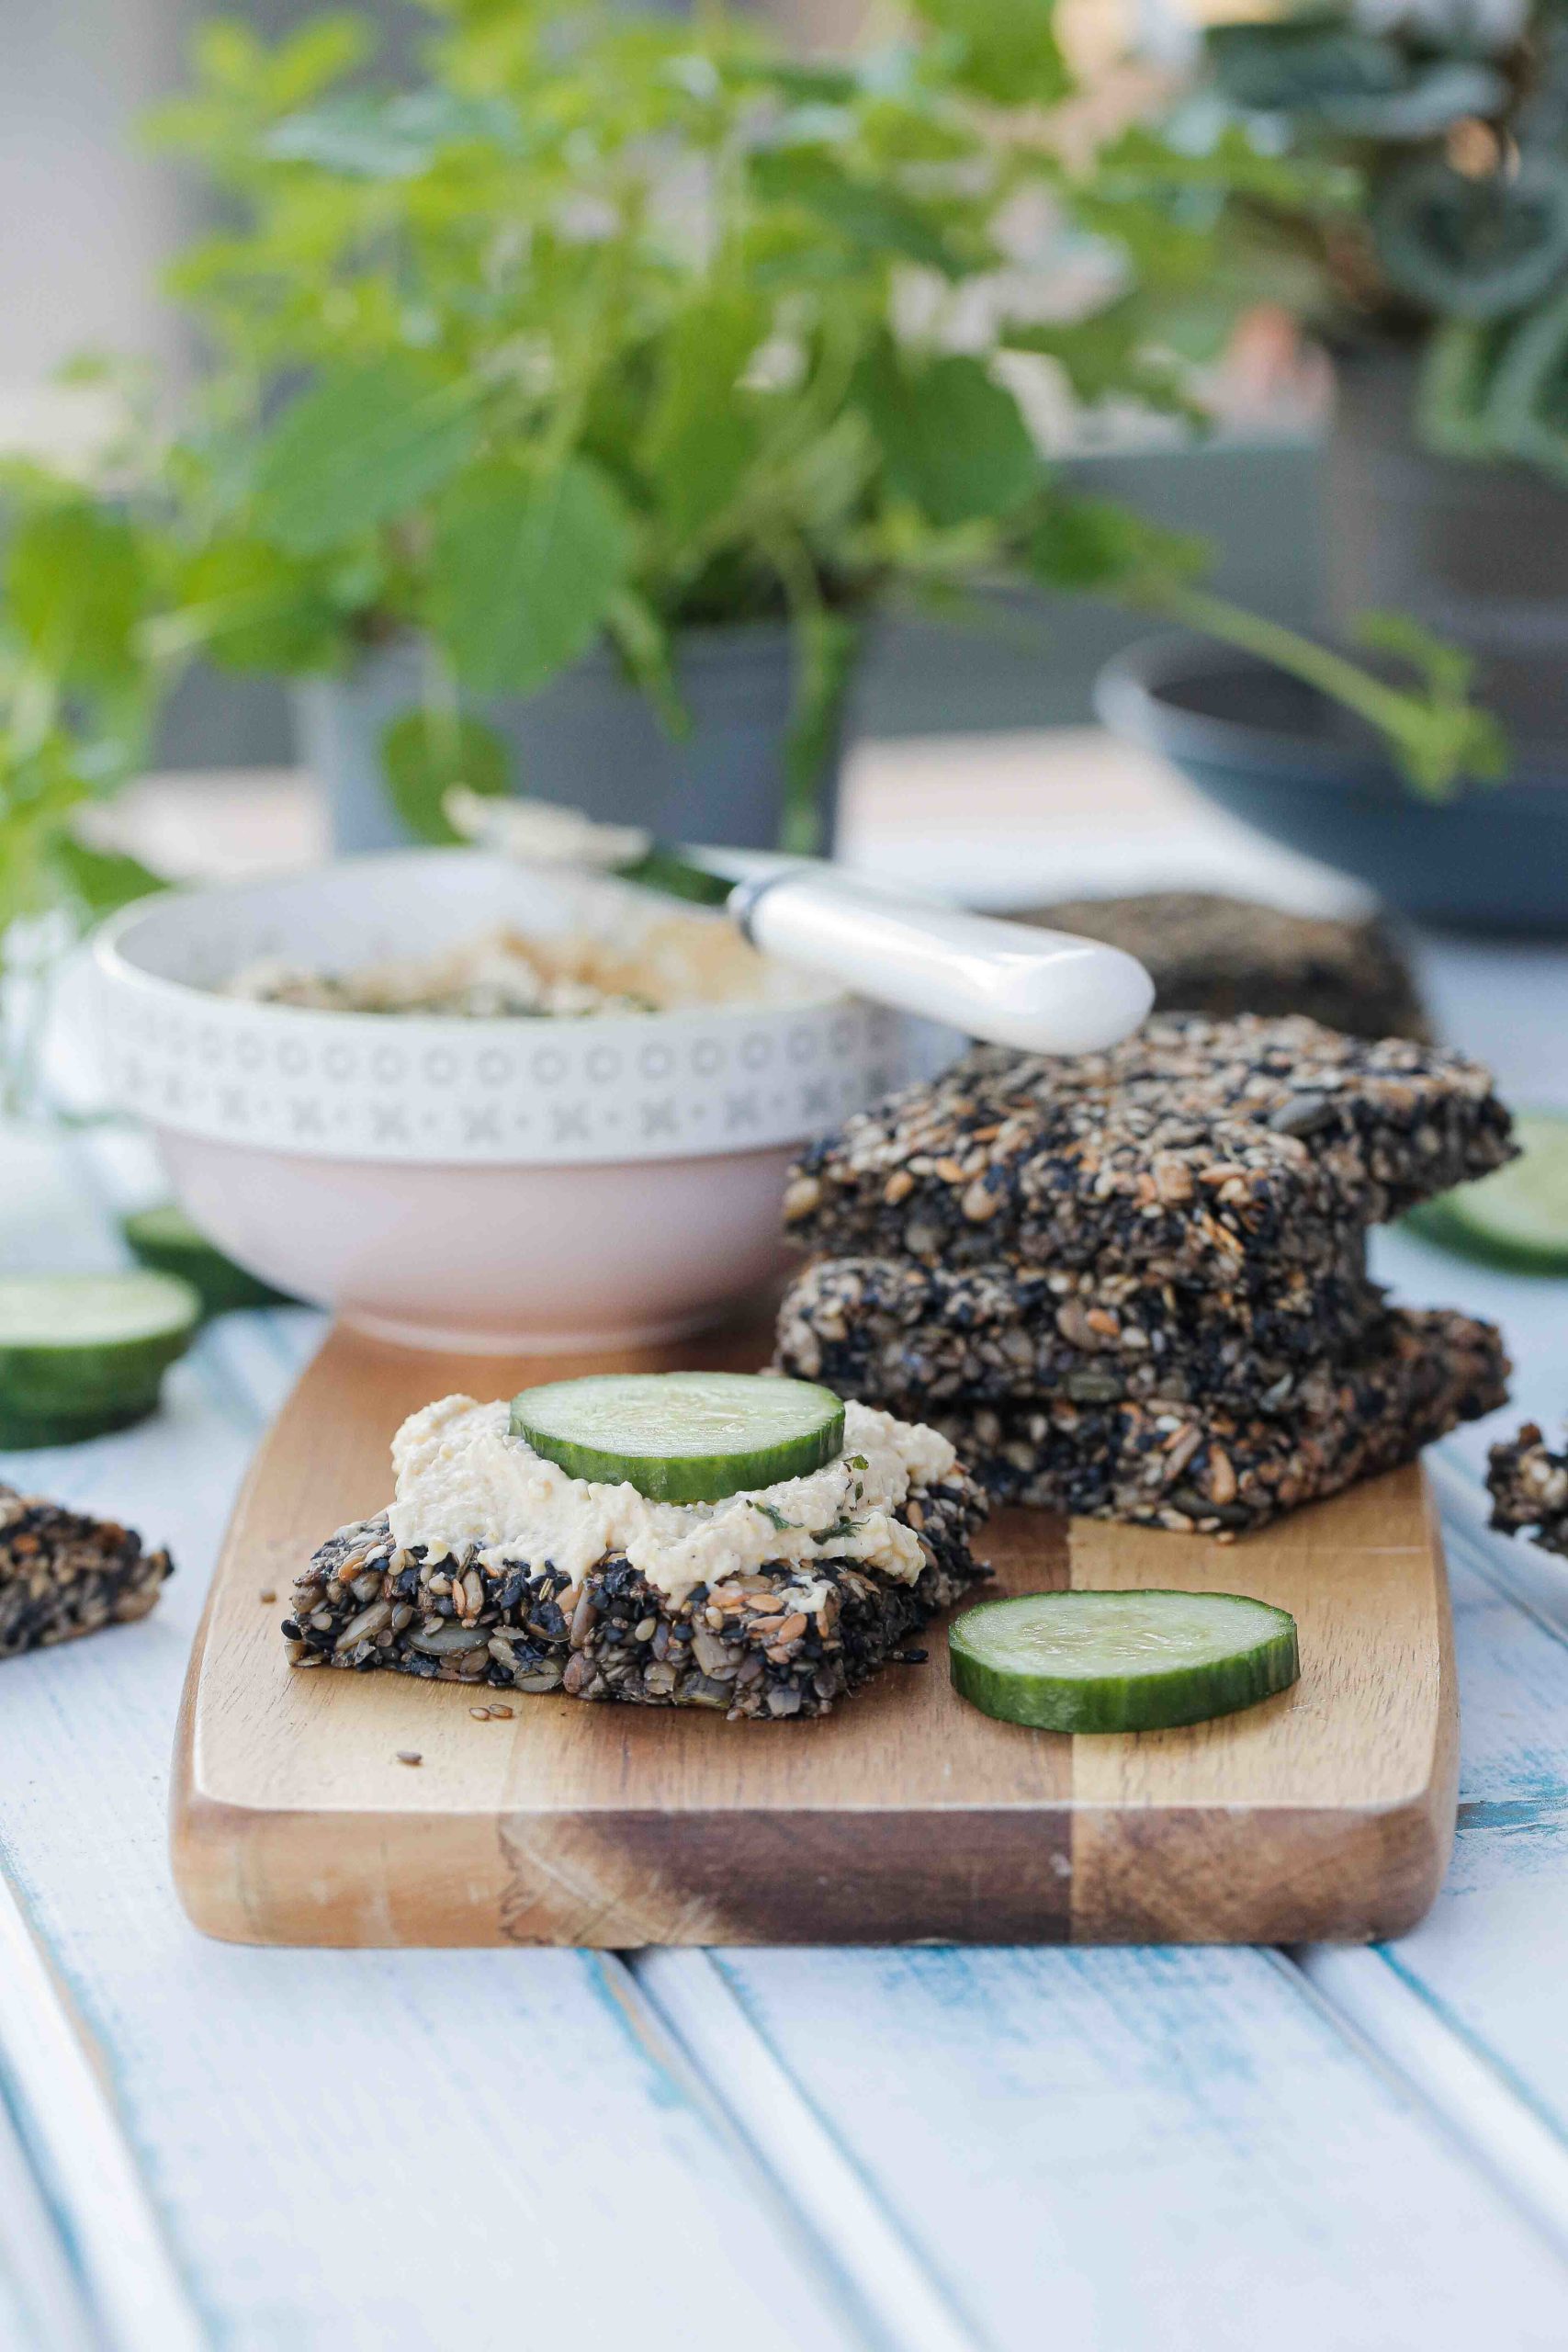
[0,0,1509,1001]
[1185,0,1568,478]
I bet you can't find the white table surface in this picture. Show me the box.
[6,735,1568,2351]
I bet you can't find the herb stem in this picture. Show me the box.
[1148,583,1423,745]
[1130,580,1505,798]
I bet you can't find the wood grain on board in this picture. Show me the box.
[172,1313,1457,1949]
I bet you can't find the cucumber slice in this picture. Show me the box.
[510,1371,846,1504]
[949,1589,1299,1734]
[0,1272,199,1448]
[1404,1111,1568,1273]
[121,1204,296,1316]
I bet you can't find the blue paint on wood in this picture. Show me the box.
[1458,1799,1568,1834]
[581,1953,684,2112]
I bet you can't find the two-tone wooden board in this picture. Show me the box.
[172,1314,1456,1947]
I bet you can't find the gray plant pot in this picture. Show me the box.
[1326,352,1568,754]
[294,622,845,855]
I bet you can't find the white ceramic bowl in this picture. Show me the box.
[93,849,941,1351]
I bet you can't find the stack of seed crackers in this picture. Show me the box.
[777,1014,1514,1537]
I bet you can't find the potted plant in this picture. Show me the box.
[1188,0,1568,754]
[0,0,1502,1075]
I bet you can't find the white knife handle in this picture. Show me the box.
[733,869,1154,1054]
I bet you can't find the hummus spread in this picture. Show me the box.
[225,915,771,1019]
[386,1394,955,1606]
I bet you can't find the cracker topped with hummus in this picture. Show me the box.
[282,1373,988,1719]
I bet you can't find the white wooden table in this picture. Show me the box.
[6,736,1568,2350]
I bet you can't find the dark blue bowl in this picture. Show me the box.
[1096,634,1568,935]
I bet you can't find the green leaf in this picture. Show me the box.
[175,538,347,673]
[1372,154,1568,326]
[750,148,967,278]
[604,590,689,740]
[1023,499,1209,598]
[782,609,861,854]
[913,0,1068,107]
[50,834,165,916]
[188,19,269,95]
[6,503,148,690]
[1098,123,1358,217]
[1204,22,1402,114]
[642,294,762,539]
[428,459,633,695]
[1416,322,1506,462]
[264,17,372,110]
[253,360,479,556]
[193,15,370,110]
[1317,62,1506,141]
[737,60,861,107]
[1000,302,1197,422]
[380,707,509,843]
[1203,20,1504,139]
[859,348,1038,528]
[1483,286,1568,484]
[265,89,521,180]
[0,731,95,931]
[1150,582,1507,800]
[1352,609,1475,705]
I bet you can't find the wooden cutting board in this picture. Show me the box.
[171,1312,1457,1948]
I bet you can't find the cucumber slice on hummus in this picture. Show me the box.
[0,1272,200,1447]
[949,1589,1300,1734]
[510,1371,846,1504]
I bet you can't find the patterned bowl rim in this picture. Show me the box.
[92,858,848,1040]
[89,858,920,1169]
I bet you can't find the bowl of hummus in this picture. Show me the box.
[93,848,942,1350]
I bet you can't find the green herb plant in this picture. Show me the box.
[0,0,1506,1105]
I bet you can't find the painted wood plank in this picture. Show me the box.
[0,1863,204,2352]
[1298,1459,1568,2214]
[638,1950,979,2352]
[0,1140,864,2352]
[652,1939,1568,2352]
[1285,1226,1568,2237]
[0,2069,81,2352]
[1297,1939,1568,2267]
